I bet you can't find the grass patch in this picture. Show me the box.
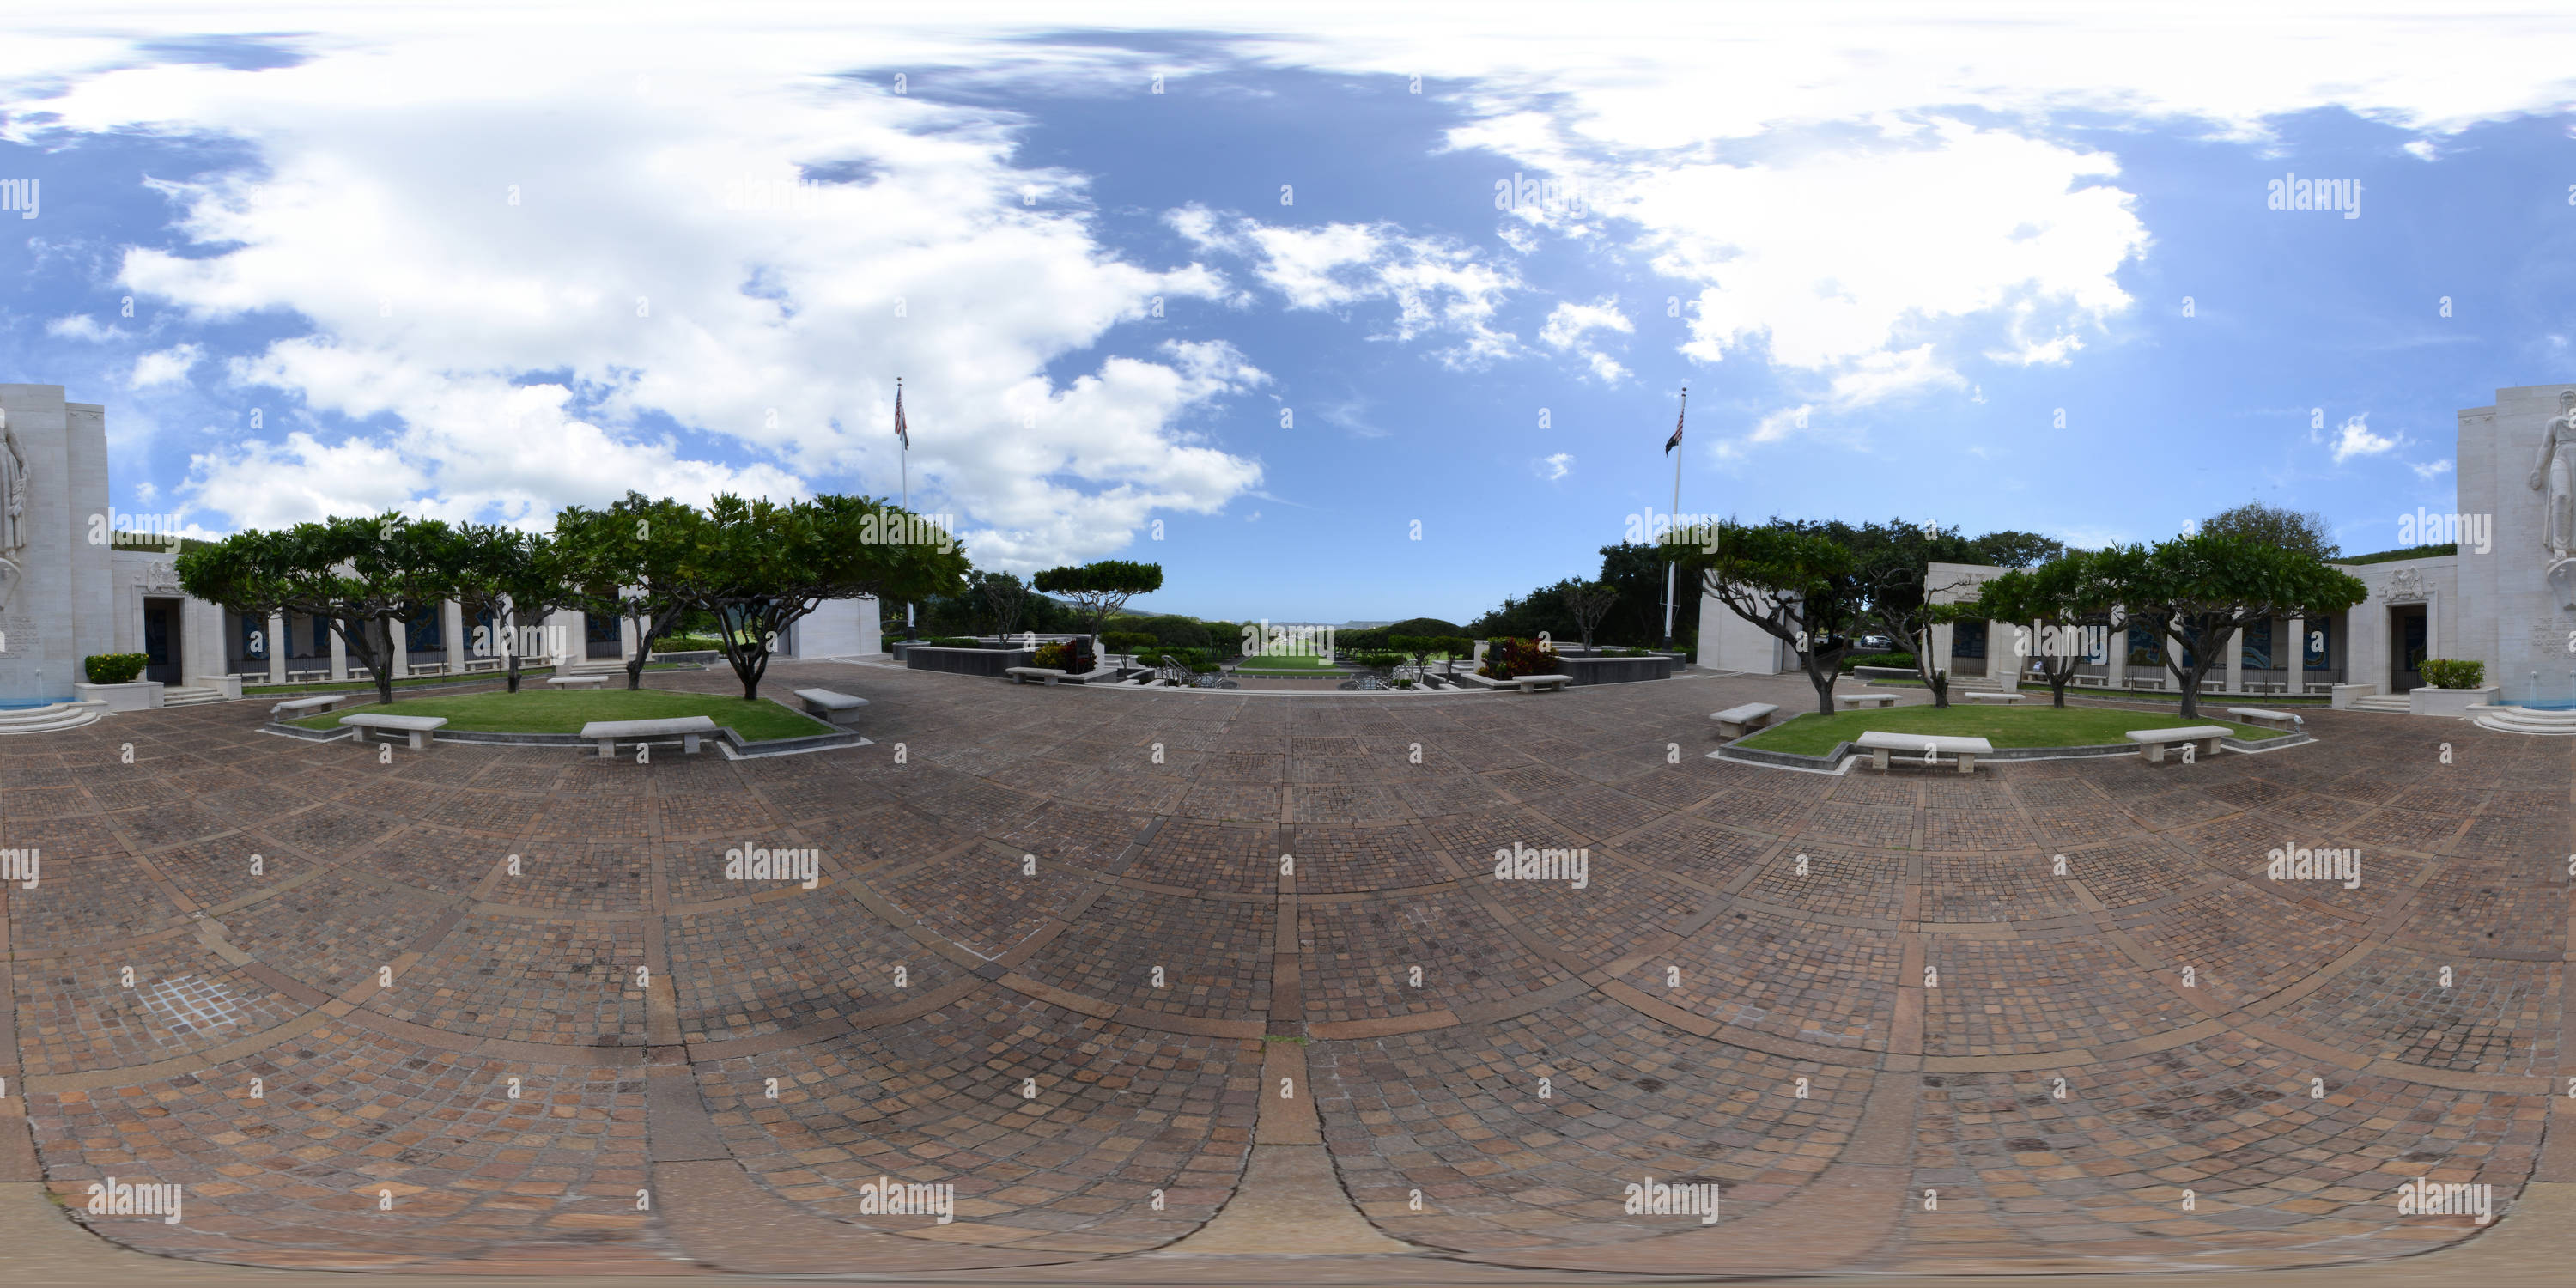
[289,689,832,741]
[1234,653,1343,672]
[1738,703,2269,756]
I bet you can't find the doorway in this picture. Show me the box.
[2388,605,2427,693]
[143,598,182,685]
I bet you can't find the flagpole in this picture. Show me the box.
[897,377,914,637]
[1662,386,1686,650]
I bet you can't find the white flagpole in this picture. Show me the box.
[1662,386,1685,649]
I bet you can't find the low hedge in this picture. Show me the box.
[2419,659,2486,689]
[84,653,149,684]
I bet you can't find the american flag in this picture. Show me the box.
[1663,387,1686,454]
[894,378,909,448]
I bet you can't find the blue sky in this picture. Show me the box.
[5,4,2576,623]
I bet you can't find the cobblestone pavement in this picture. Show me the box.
[2,661,2571,1281]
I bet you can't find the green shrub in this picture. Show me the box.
[654,635,725,653]
[1477,636,1561,680]
[925,636,982,648]
[1101,631,1158,658]
[2419,659,2486,689]
[1620,646,1650,657]
[1031,640,1093,671]
[1844,651,1918,672]
[84,653,149,684]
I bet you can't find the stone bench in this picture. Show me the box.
[1854,731,1994,774]
[1514,674,1571,692]
[341,712,447,750]
[1963,690,2024,703]
[2127,725,2231,763]
[793,688,870,724]
[272,693,356,718]
[546,674,610,689]
[2226,707,2302,732]
[1007,666,1068,686]
[1710,702,1779,738]
[1836,693,1899,709]
[580,716,718,759]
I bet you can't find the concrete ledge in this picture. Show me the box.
[72,679,161,711]
[1714,730,2310,771]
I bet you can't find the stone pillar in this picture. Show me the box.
[2285,616,2305,696]
[620,610,640,661]
[268,611,288,683]
[442,599,465,672]
[1929,623,1954,682]
[2105,613,2127,688]
[2224,626,2244,695]
[391,611,410,678]
[1991,618,2018,690]
[329,623,347,681]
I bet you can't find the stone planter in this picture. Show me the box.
[2331,683,2376,710]
[906,646,1037,678]
[1556,654,1674,686]
[74,680,163,711]
[2409,684,2500,716]
[195,674,243,701]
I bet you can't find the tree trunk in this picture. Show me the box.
[1807,655,1837,714]
[371,616,397,706]
[625,641,647,691]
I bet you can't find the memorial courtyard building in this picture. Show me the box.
[0,383,880,707]
[1702,381,2576,711]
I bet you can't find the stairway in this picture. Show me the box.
[2348,695,2414,714]
[0,701,107,734]
[2471,704,2576,735]
[161,685,232,708]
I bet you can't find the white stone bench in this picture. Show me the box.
[342,712,447,750]
[1854,731,1994,774]
[1963,690,2024,704]
[1836,693,1899,709]
[1514,674,1571,692]
[1007,666,1068,686]
[2227,707,2302,732]
[2126,725,2231,763]
[547,674,610,689]
[794,688,870,724]
[272,693,356,718]
[1710,702,1779,738]
[580,715,718,759]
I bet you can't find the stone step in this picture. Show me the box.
[0,702,107,735]
[161,686,232,707]
[2348,696,2414,713]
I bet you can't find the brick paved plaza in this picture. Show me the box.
[3,662,2571,1279]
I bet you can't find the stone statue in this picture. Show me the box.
[0,406,21,556]
[2532,389,2576,561]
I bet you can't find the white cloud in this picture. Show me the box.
[2409,458,2454,479]
[1538,296,1632,381]
[1536,452,1572,481]
[2331,414,2403,463]
[46,314,131,343]
[15,26,1252,566]
[127,343,202,389]
[1171,206,1522,367]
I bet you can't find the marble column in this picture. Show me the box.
[442,599,465,672]
[1929,623,1954,681]
[2224,626,2244,695]
[2285,616,2305,696]
[329,623,347,681]
[1991,618,2018,690]
[392,613,410,679]
[268,611,288,683]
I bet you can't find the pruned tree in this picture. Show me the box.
[1032,559,1164,665]
[2201,500,2341,562]
[2090,533,2367,718]
[974,570,1030,640]
[178,513,456,708]
[1855,520,1989,708]
[691,494,970,701]
[1677,519,1868,715]
[1969,551,2120,708]
[1562,581,1619,653]
[553,492,708,691]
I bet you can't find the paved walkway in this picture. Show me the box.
[1,664,2570,1283]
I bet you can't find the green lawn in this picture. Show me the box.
[1234,653,1342,671]
[288,689,832,741]
[1737,703,2270,756]
[1859,677,2330,706]
[246,662,691,696]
